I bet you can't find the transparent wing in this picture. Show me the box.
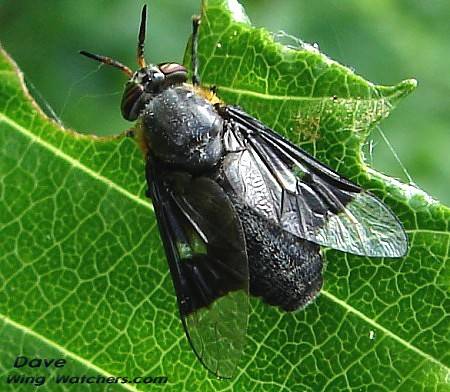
[146,157,249,378]
[220,105,407,258]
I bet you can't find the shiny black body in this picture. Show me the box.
[144,83,322,311]
[143,86,223,172]
[80,5,407,379]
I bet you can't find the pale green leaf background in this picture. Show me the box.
[0,0,449,391]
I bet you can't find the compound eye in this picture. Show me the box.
[158,62,188,84]
[121,81,145,121]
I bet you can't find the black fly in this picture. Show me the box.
[80,5,408,378]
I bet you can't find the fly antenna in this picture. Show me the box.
[137,5,147,68]
[79,50,133,77]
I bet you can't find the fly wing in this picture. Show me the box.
[219,105,407,258]
[146,155,249,378]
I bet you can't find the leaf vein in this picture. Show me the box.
[0,313,139,391]
[0,113,154,213]
[321,290,449,371]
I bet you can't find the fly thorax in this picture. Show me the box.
[142,86,224,172]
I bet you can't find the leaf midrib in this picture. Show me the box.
[1,110,447,373]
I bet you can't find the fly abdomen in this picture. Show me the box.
[233,202,323,311]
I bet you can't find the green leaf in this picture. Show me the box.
[0,0,448,391]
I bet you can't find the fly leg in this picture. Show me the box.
[125,129,135,138]
[191,15,201,86]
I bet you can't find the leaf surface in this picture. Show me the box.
[0,0,448,390]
